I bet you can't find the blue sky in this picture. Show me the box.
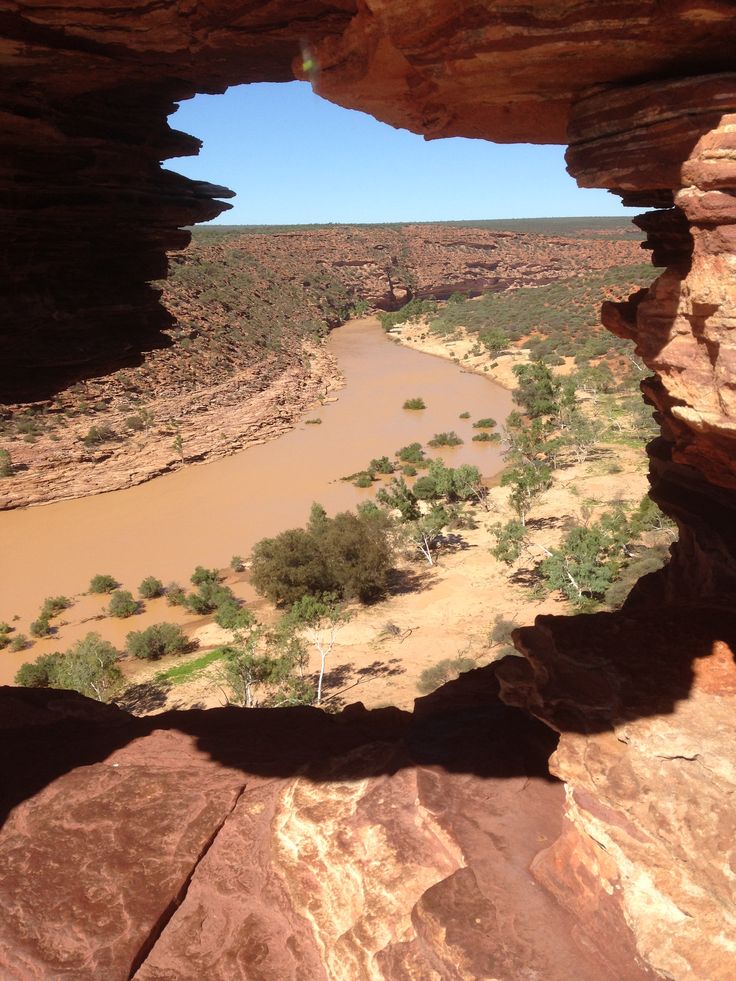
[168,82,636,225]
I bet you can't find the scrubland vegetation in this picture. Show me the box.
[6,242,671,713]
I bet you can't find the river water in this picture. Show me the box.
[0,317,512,683]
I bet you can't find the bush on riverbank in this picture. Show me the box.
[108,590,139,618]
[139,576,164,599]
[89,574,118,594]
[250,504,393,606]
[126,623,191,660]
[15,632,122,702]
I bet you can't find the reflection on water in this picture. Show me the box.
[0,317,512,682]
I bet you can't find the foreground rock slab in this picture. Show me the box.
[0,676,652,980]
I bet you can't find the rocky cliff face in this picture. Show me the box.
[0,677,655,980]
[3,2,736,978]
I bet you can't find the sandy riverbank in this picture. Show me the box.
[108,318,652,716]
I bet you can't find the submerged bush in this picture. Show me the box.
[403,397,426,410]
[428,431,463,448]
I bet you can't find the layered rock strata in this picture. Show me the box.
[494,74,736,980]
[4,2,736,978]
[0,677,654,980]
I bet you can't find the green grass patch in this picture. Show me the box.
[154,648,227,686]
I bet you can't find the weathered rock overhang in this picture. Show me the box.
[3,2,736,978]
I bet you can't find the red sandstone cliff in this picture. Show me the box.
[2,2,736,977]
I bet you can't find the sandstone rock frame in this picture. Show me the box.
[2,3,736,979]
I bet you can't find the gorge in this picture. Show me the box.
[2,2,736,979]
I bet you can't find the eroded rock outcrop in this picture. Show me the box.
[0,677,655,980]
[4,2,736,978]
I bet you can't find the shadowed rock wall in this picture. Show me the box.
[3,2,736,977]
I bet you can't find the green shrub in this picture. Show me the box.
[108,590,139,618]
[165,582,186,606]
[472,417,496,429]
[9,634,29,652]
[403,397,426,410]
[184,581,235,615]
[139,576,164,599]
[41,596,72,617]
[412,475,439,500]
[89,574,118,594]
[353,472,374,488]
[396,442,426,465]
[126,623,191,660]
[459,412,471,419]
[82,424,117,447]
[472,432,501,443]
[367,456,395,475]
[30,615,52,638]
[428,431,463,447]
[402,465,418,476]
[417,656,475,694]
[0,448,13,477]
[230,555,245,572]
[15,653,64,688]
[377,299,437,331]
[190,565,220,586]
[107,589,140,620]
[214,599,255,631]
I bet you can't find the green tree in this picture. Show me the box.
[30,615,52,638]
[406,506,451,566]
[501,462,551,525]
[512,360,562,418]
[214,599,255,630]
[251,527,330,606]
[173,434,184,462]
[285,595,351,704]
[540,524,622,607]
[16,634,122,701]
[478,327,507,357]
[490,520,527,564]
[251,508,392,606]
[376,477,420,521]
[217,623,306,708]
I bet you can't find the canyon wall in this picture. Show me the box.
[3,2,736,978]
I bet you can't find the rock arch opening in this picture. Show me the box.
[2,3,736,977]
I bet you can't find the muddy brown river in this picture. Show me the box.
[0,317,512,683]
